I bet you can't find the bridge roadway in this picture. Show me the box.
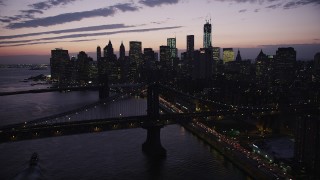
[0,93,131,131]
[0,83,145,96]
[159,84,277,111]
[0,107,278,143]
[0,82,313,144]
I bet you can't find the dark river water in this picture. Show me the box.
[0,68,250,180]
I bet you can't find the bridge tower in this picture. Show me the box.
[147,83,159,119]
[142,83,166,157]
[98,76,109,99]
[97,55,109,99]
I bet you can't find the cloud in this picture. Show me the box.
[0,14,35,24]
[254,8,260,12]
[113,3,140,11]
[213,0,320,9]
[283,1,297,9]
[20,10,44,15]
[239,9,247,13]
[265,3,282,9]
[0,16,22,23]
[150,18,172,25]
[0,39,97,48]
[69,39,97,42]
[5,3,139,29]
[139,0,180,7]
[29,0,78,10]
[0,24,134,40]
[213,0,278,3]
[19,10,44,19]
[0,26,182,47]
[29,2,51,10]
[0,0,78,24]
[283,0,320,9]
[0,0,4,6]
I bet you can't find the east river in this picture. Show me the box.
[0,68,250,180]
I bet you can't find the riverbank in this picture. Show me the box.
[181,122,275,180]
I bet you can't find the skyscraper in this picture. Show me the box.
[276,47,296,62]
[144,48,155,69]
[50,48,70,82]
[144,48,155,62]
[212,47,220,74]
[167,38,177,66]
[203,20,212,48]
[295,114,320,179]
[274,47,296,85]
[235,49,242,61]
[102,40,117,83]
[119,42,125,61]
[97,45,106,82]
[314,52,320,72]
[187,35,194,60]
[314,52,320,80]
[160,45,170,67]
[212,47,220,61]
[167,38,177,58]
[129,41,142,66]
[97,46,101,61]
[77,51,90,83]
[193,48,213,80]
[255,49,270,79]
[103,40,116,61]
[223,48,234,63]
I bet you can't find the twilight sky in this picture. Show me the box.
[0,0,319,63]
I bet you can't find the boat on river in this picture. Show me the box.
[29,152,38,166]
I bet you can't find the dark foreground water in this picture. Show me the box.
[0,68,249,180]
[0,125,250,180]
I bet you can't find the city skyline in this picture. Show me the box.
[1,2,320,179]
[0,0,320,63]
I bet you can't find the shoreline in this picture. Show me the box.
[181,122,275,180]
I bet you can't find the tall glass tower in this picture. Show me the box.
[203,20,212,48]
[167,38,177,58]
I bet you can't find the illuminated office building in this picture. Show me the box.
[160,45,171,67]
[167,38,177,58]
[129,41,142,66]
[223,48,234,63]
[255,49,269,78]
[212,47,220,61]
[167,38,177,66]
